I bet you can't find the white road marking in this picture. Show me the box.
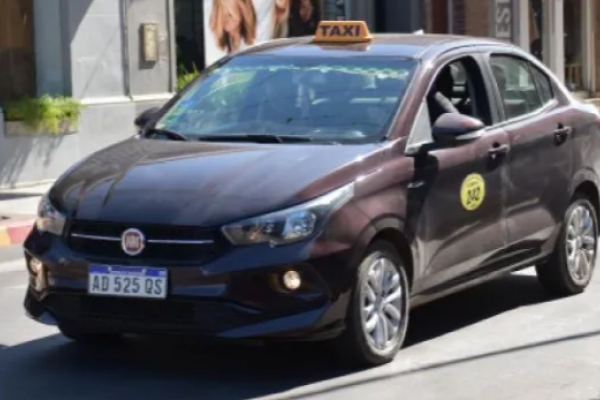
[5,285,27,290]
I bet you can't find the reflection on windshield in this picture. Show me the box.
[156,55,417,143]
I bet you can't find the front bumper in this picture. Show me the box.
[23,227,357,340]
[24,288,334,339]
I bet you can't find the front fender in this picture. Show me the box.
[347,214,419,288]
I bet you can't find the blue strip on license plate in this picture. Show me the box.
[89,265,167,278]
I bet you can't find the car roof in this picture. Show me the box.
[238,34,514,60]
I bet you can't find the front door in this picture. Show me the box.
[411,126,509,291]
[406,55,510,293]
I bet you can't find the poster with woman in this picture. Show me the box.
[203,0,322,66]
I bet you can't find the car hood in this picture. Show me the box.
[50,138,383,227]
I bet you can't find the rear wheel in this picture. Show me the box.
[332,240,409,367]
[536,194,598,296]
[59,325,122,344]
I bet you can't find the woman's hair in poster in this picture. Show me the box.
[210,0,257,53]
[289,0,320,37]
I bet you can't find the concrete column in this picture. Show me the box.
[582,0,594,93]
[514,0,530,51]
[548,0,565,83]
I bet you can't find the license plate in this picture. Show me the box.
[88,265,168,299]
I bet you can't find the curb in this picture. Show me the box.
[0,219,35,247]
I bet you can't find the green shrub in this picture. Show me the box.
[4,95,83,135]
[177,65,200,91]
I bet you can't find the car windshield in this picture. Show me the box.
[155,54,417,143]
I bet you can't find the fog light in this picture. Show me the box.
[29,258,42,275]
[282,270,301,291]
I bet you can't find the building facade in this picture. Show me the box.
[0,0,335,187]
[0,0,596,187]
[342,0,424,34]
[0,0,174,188]
[424,0,598,96]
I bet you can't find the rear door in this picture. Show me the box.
[482,52,574,260]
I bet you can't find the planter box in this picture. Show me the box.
[3,120,78,137]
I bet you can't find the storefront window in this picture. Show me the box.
[0,0,35,104]
[528,0,544,62]
[564,0,583,90]
[175,0,206,74]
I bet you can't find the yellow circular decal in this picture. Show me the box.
[460,173,486,211]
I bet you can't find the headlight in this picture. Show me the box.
[222,182,355,246]
[35,194,66,235]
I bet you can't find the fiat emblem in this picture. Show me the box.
[121,228,145,256]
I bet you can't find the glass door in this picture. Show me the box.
[564,0,583,90]
[528,0,544,62]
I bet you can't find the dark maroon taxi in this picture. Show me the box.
[23,21,600,366]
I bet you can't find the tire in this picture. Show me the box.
[58,324,122,344]
[332,240,410,367]
[536,193,598,297]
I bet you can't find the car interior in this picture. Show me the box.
[308,71,401,128]
[233,68,407,135]
[427,57,492,127]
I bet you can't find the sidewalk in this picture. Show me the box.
[0,183,52,247]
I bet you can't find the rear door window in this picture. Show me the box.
[530,65,554,105]
[489,55,549,120]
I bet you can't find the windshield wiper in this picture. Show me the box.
[195,134,315,144]
[145,127,189,141]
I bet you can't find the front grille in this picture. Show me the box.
[44,293,260,333]
[67,220,226,263]
[70,221,213,241]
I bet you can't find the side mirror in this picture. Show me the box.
[134,107,161,130]
[432,113,485,145]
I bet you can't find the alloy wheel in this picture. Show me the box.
[360,256,404,355]
[565,204,597,285]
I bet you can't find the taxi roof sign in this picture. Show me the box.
[313,21,372,44]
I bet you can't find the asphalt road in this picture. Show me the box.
[1,244,600,400]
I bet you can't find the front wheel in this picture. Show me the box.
[332,240,410,367]
[536,194,598,297]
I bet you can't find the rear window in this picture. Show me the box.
[157,54,417,143]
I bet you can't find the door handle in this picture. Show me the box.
[488,143,509,159]
[554,124,572,144]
